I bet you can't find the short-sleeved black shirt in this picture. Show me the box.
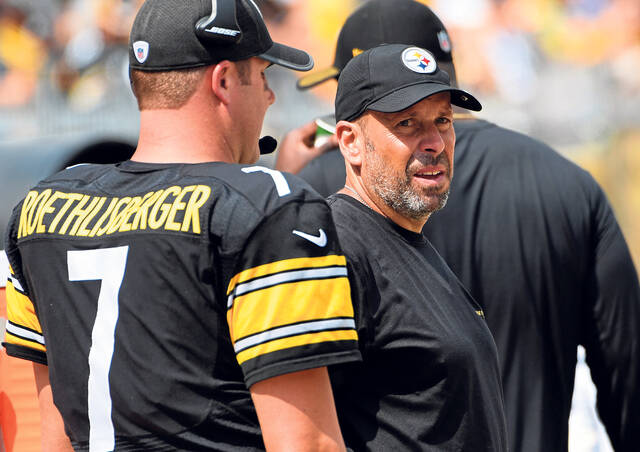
[328,194,508,452]
[3,160,361,451]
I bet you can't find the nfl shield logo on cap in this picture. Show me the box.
[437,30,451,53]
[401,47,437,74]
[133,41,149,64]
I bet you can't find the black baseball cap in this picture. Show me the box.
[335,44,481,122]
[129,0,313,72]
[298,0,453,89]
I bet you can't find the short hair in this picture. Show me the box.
[130,67,207,110]
[130,60,254,109]
[234,59,252,86]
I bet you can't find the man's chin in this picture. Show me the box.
[416,189,450,213]
[414,182,450,197]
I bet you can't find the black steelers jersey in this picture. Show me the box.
[2,160,360,451]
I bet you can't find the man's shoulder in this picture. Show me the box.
[455,119,557,155]
[455,119,596,181]
[298,149,345,198]
[30,162,112,188]
[44,162,324,212]
[327,195,383,252]
[198,164,331,238]
[327,194,359,222]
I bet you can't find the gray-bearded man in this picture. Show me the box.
[327,43,508,451]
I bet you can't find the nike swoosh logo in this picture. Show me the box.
[292,229,327,247]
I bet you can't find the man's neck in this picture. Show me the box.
[133,108,238,164]
[339,178,428,233]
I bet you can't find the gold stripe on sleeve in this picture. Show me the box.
[227,277,352,342]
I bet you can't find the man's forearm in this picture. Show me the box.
[251,366,346,452]
[34,363,74,452]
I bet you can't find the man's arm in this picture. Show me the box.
[275,121,339,174]
[251,367,345,452]
[33,363,74,452]
[583,190,640,449]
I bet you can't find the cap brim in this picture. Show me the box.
[296,66,340,90]
[261,42,314,71]
[369,83,482,114]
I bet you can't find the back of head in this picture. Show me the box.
[297,0,456,90]
[128,0,314,108]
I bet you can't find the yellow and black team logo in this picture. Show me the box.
[17,185,211,239]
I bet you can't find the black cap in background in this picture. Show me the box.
[298,0,453,89]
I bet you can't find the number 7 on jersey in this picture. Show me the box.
[67,246,129,452]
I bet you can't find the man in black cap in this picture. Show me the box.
[276,1,640,451]
[328,42,508,451]
[1,0,361,450]
[275,0,458,185]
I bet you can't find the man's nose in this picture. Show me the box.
[419,125,445,155]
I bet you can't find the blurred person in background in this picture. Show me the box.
[0,0,50,107]
[50,0,142,110]
[275,1,640,451]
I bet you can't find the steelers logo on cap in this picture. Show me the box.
[401,47,437,74]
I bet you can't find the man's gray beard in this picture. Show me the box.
[363,139,449,221]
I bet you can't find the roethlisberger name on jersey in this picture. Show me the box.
[17,185,211,239]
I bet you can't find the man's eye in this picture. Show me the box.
[397,119,412,127]
[437,117,452,125]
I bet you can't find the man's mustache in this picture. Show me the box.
[407,153,450,175]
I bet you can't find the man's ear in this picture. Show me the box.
[336,120,363,167]
[211,61,232,105]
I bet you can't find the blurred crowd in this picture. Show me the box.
[0,0,142,139]
[1,0,639,143]
[2,0,638,139]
